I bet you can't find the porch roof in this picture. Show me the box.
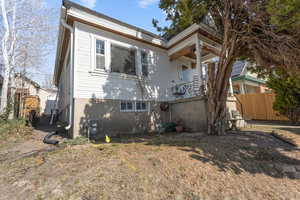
[232,75,266,84]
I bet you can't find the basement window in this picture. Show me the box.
[120,101,134,112]
[120,101,148,112]
[136,101,148,112]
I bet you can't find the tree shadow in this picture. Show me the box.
[78,95,167,139]
[33,115,69,138]
[107,130,300,179]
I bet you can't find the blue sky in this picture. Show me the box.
[36,0,168,86]
[46,0,168,33]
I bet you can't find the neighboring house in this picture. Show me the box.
[39,88,57,116]
[54,0,237,138]
[0,74,57,116]
[14,75,57,116]
[231,61,269,94]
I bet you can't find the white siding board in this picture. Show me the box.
[74,21,187,102]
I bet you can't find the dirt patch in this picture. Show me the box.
[0,130,300,200]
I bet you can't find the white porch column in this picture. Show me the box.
[240,82,246,94]
[195,34,204,93]
[229,77,234,96]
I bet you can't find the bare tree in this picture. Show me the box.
[0,0,57,113]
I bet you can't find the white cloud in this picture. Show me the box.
[138,0,159,8]
[79,0,97,9]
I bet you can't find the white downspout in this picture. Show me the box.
[61,19,74,131]
[49,87,59,125]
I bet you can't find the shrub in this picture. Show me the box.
[267,69,300,124]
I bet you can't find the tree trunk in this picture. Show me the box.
[206,21,238,135]
[0,0,11,113]
[206,61,233,135]
[0,68,10,113]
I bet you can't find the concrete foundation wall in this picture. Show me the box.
[170,97,207,132]
[72,98,169,138]
[71,96,241,138]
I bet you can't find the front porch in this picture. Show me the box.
[166,24,234,100]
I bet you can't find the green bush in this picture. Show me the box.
[267,69,300,124]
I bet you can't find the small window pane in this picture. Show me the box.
[136,102,141,110]
[96,40,105,55]
[141,52,148,64]
[141,52,148,77]
[141,102,146,110]
[121,102,126,110]
[127,102,133,110]
[96,55,105,69]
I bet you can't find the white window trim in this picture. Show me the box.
[95,40,105,69]
[120,101,135,112]
[92,35,110,72]
[120,101,149,112]
[91,33,155,80]
[135,101,149,112]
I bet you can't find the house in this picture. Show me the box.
[231,61,269,94]
[54,0,238,138]
[38,88,57,116]
[0,74,57,117]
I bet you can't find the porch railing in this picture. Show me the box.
[171,81,203,99]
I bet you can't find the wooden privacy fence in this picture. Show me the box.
[235,93,288,121]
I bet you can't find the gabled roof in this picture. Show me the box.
[63,0,163,41]
[15,74,41,89]
[0,74,40,88]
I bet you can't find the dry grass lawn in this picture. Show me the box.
[0,124,300,200]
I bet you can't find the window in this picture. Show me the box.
[136,101,147,112]
[120,101,148,112]
[95,39,105,70]
[120,101,134,112]
[181,65,191,82]
[141,51,149,77]
[111,44,136,75]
